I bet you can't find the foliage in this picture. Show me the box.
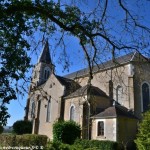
[46,141,86,150]
[0,105,10,126]
[45,140,122,150]
[45,141,71,150]
[0,0,32,125]
[53,120,81,144]
[0,125,4,134]
[135,110,150,150]
[74,139,121,150]
[13,120,32,135]
[0,134,47,147]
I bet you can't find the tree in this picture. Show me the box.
[0,0,150,125]
[135,110,150,150]
[0,125,4,134]
[13,120,32,135]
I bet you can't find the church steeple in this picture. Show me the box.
[39,40,52,64]
[31,40,55,87]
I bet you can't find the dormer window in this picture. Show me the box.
[44,67,50,80]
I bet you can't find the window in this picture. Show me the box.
[97,121,104,136]
[70,106,75,121]
[46,98,51,122]
[142,83,150,112]
[31,101,35,118]
[109,80,113,98]
[34,71,37,78]
[44,67,50,80]
[116,85,123,103]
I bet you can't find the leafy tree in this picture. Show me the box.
[53,120,81,144]
[0,0,31,125]
[135,110,150,150]
[0,125,4,134]
[0,0,150,125]
[13,120,32,135]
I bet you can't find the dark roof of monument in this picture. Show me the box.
[65,84,108,99]
[91,105,138,119]
[56,75,81,96]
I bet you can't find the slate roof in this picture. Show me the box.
[39,40,52,64]
[91,105,138,119]
[65,84,108,99]
[56,75,81,96]
[64,52,148,79]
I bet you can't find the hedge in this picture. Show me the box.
[46,140,123,150]
[0,134,48,147]
[46,141,86,150]
[74,139,123,150]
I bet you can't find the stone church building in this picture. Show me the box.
[25,41,150,144]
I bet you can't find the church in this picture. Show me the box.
[25,41,150,145]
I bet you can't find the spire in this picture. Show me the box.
[39,40,52,64]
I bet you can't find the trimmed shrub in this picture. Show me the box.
[74,139,121,150]
[0,125,4,134]
[0,134,48,147]
[16,134,48,147]
[46,141,82,150]
[53,120,81,144]
[0,134,15,146]
[46,140,122,150]
[13,120,32,135]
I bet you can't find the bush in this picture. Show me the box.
[53,120,81,144]
[13,120,32,135]
[46,141,83,150]
[0,125,4,134]
[0,134,48,147]
[46,140,121,150]
[0,134,14,146]
[135,110,150,150]
[74,139,120,150]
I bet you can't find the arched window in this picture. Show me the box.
[31,101,35,118]
[116,85,123,104]
[142,82,150,112]
[44,67,50,80]
[70,106,75,121]
[46,98,51,122]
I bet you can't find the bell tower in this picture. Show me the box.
[31,40,54,87]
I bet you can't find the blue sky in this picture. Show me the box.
[6,0,150,126]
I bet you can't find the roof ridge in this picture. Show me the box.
[56,75,75,82]
[130,51,137,61]
[64,52,135,79]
